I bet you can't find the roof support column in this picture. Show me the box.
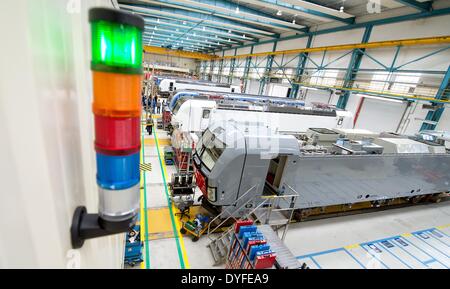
[259,42,278,95]
[337,25,373,109]
[208,60,215,81]
[242,45,254,93]
[228,48,238,84]
[289,34,313,98]
[420,65,450,131]
[217,51,225,83]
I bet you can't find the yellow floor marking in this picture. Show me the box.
[142,206,210,240]
[344,243,360,250]
[144,207,175,240]
[401,233,413,237]
[144,138,171,146]
[139,144,147,269]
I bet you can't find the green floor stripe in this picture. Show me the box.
[154,128,186,269]
[142,128,151,269]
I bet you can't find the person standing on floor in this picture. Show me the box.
[147,97,152,112]
[141,92,146,111]
[156,98,161,114]
[152,96,157,114]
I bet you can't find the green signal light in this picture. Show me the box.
[89,8,144,74]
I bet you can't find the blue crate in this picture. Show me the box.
[238,225,257,238]
[125,242,143,258]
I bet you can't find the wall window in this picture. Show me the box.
[369,72,389,91]
[391,73,421,94]
[310,70,338,86]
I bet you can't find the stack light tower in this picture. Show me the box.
[71,8,144,249]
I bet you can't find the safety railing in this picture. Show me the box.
[206,184,259,240]
[244,183,299,241]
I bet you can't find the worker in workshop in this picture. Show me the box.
[146,117,153,136]
[141,93,146,112]
[152,96,157,114]
[156,98,161,114]
[146,97,152,113]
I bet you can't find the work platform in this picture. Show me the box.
[257,225,301,269]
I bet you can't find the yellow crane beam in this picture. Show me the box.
[294,82,450,104]
[144,46,218,61]
[221,36,450,59]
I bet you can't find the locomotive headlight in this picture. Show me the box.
[207,186,217,202]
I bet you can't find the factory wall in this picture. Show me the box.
[205,8,450,135]
[0,0,124,268]
[144,52,198,72]
[436,109,450,131]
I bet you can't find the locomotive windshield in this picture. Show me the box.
[172,98,188,114]
[196,129,225,171]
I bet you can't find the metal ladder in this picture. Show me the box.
[252,184,299,241]
[206,185,259,266]
[207,184,299,266]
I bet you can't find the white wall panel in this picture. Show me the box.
[312,29,365,47]
[247,80,260,94]
[302,89,333,106]
[254,43,275,53]
[370,15,450,42]
[224,49,235,57]
[0,0,124,268]
[436,108,450,131]
[144,53,197,71]
[267,84,291,98]
[237,46,252,55]
[276,38,309,51]
[355,98,408,132]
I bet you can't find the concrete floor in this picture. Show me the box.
[136,116,450,269]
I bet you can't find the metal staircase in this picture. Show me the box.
[207,184,299,266]
[206,185,258,266]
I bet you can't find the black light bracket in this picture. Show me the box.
[71,206,136,249]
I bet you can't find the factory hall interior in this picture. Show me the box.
[2,0,450,272]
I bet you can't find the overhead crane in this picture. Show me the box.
[219,36,450,60]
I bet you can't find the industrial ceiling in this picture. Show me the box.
[118,0,436,53]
